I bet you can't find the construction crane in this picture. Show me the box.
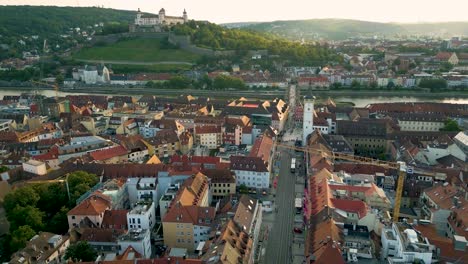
[274,142,408,222]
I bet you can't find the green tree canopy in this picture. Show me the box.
[3,186,40,213]
[8,205,45,232]
[10,225,36,253]
[67,171,98,203]
[213,75,246,90]
[418,79,447,90]
[64,241,97,262]
[440,119,461,131]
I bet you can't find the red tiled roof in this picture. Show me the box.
[68,191,112,216]
[414,224,468,264]
[249,133,273,162]
[101,209,128,229]
[333,163,392,175]
[163,204,215,225]
[90,145,128,161]
[230,156,268,172]
[80,228,125,243]
[330,198,368,219]
[33,146,59,161]
[435,52,455,60]
[170,155,221,165]
[194,125,221,134]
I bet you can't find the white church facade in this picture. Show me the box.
[130,8,188,32]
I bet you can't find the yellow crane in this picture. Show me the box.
[274,142,408,222]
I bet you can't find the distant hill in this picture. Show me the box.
[0,6,136,37]
[230,19,468,40]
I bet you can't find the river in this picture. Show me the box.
[0,87,467,107]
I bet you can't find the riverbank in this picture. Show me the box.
[2,85,468,97]
[1,86,468,107]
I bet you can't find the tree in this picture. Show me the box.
[239,184,248,194]
[8,205,45,231]
[0,166,8,173]
[3,186,40,213]
[167,75,191,89]
[418,79,447,90]
[55,73,64,85]
[67,171,98,203]
[33,183,67,215]
[440,62,453,72]
[47,206,70,234]
[440,119,461,131]
[64,241,97,262]
[213,75,246,90]
[350,80,360,89]
[10,225,36,252]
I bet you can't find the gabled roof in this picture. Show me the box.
[90,145,128,161]
[249,133,273,162]
[101,209,128,229]
[146,155,161,164]
[307,209,345,264]
[234,195,258,234]
[230,156,268,172]
[80,228,125,243]
[163,204,215,226]
[330,198,368,219]
[68,191,112,216]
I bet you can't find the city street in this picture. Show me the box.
[264,148,296,264]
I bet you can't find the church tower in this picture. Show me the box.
[135,8,142,25]
[159,8,166,24]
[183,9,188,23]
[302,96,315,146]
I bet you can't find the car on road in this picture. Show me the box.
[293,227,303,234]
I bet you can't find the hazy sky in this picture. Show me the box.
[2,0,468,24]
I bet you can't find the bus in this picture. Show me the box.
[291,158,296,173]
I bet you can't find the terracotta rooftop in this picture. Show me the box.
[67,191,112,216]
[80,228,125,243]
[101,209,128,230]
[163,204,215,226]
[194,125,222,134]
[230,156,268,172]
[414,224,468,264]
[90,145,128,161]
[202,168,236,183]
[170,155,221,165]
[234,195,259,234]
[330,198,368,219]
[307,209,345,264]
[424,184,464,210]
[249,133,273,163]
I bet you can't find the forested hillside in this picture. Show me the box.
[172,21,340,65]
[0,6,135,37]
[229,19,468,40]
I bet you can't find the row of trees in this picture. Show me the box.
[0,171,98,262]
[146,74,247,90]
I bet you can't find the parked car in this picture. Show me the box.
[293,227,303,234]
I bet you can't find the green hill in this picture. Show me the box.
[229,19,468,40]
[74,38,200,63]
[0,6,136,37]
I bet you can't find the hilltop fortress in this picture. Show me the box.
[129,8,188,33]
